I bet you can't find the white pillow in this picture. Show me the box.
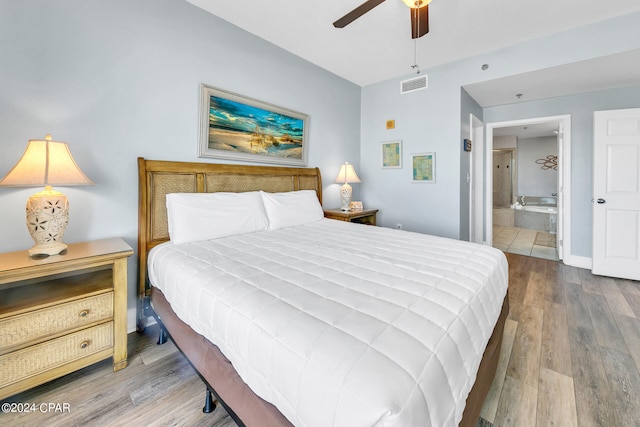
[261,190,324,230]
[166,191,268,244]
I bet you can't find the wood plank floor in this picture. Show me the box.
[481,253,640,427]
[2,253,639,426]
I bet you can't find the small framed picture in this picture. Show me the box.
[381,140,402,169]
[411,152,435,183]
[349,201,363,211]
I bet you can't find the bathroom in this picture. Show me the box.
[492,126,559,260]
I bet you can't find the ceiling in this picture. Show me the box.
[493,122,559,140]
[185,0,640,91]
[464,48,640,108]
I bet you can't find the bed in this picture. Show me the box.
[137,158,509,427]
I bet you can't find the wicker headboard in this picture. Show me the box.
[136,157,322,327]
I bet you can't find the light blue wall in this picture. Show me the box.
[517,136,558,198]
[484,85,640,257]
[0,0,360,324]
[360,11,640,241]
[361,69,463,237]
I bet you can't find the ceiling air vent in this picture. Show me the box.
[400,75,428,94]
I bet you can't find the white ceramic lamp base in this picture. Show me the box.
[26,186,69,257]
[339,183,353,211]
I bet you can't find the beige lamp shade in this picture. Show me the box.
[0,135,93,257]
[401,0,431,8]
[0,135,94,187]
[335,162,361,185]
[335,162,361,211]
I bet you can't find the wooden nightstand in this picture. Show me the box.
[324,208,378,226]
[0,238,133,400]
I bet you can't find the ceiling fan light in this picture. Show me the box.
[401,0,431,9]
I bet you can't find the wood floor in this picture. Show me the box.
[481,253,640,427]
[2,253,640,426]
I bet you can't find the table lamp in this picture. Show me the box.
[0,134,94,257]
[335,162,361,211]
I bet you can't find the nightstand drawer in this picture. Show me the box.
[0,292,113,354]
[0,321,114,387]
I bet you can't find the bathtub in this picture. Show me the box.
[523,205,557,214]
[513,196,558,233]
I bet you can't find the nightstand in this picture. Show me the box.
[324,208,378,226]
[0,238,133,400]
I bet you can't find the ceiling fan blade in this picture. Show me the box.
[333,0,386,28]
[410,5,429,39]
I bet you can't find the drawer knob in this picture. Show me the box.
[80,340,90,349]
[79,309,90,317]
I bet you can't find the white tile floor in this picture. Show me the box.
[493,225,559,261]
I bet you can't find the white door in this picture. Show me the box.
[592,108,640,280]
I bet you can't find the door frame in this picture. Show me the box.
[469,114,484,243]
[485,114,571,261]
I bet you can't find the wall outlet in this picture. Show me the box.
[396,223,402,229]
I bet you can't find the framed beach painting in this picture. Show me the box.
[381,140,402,168]
[199,84,308,166]
[411,152,435,183]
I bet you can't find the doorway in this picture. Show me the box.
[485,115,571,261]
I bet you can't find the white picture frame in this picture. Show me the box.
[381,140,402,169]
[411,152,435,183]
[199,84,308,166]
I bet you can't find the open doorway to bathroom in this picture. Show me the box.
[485,115,571,262]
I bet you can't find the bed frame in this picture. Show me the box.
[136,157,508,427]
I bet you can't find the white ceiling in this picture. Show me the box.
[185,0,640,90]
[493,122,559,139]
[464,48,640,107]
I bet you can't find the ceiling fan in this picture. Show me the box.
[333,0,431,39]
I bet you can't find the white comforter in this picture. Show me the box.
[148,219,508,427]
